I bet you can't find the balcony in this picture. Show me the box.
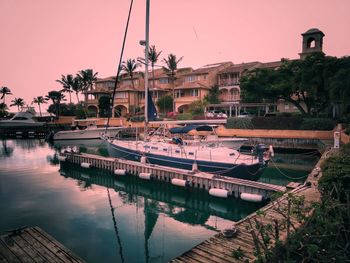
[113,98,129,103]
[219,95,240,102]
[218,80,240,87]
[175,96,199,103]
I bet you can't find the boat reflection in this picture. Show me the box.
[59,162,262,226]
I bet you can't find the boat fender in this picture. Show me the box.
[240,193,263,203]
[140,156,147,164]
[58,155,67,161]
[192,161,198,172]
[139,172,152,180]
[171,178,188,187]
[269,145,274,157]
[209,188,229,198]
[114,169,126,176]
[81,162,92,169]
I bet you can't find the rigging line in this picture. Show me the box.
[107,188,125,263]
[106,0,134,131]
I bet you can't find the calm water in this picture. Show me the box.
[0,139,319,263]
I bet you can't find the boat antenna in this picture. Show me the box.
[106,0,134,130]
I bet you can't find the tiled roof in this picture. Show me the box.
[175,81,210,90]
[218,62,260,74]
[183,62,232,75]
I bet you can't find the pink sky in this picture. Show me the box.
[1,0,350,112]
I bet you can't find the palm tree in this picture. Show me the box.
[0,86,12,104]
[162,54,183,113]
[46,90,65,118]
[0,103,8,117]
[77,69,98,102]
[148,45,162,91]
[56,74,74,104]
[10,98,25,112]
[121,59,140,114]
[32,96,47,117]
[71,76,84,104]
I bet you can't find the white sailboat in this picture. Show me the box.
[105,0,270,181]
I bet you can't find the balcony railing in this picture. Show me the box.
[218,80,240,87]
[219,95,240,102]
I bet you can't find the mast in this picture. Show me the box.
[144,0,150,137]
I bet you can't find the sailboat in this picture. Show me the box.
[105,0,269,181]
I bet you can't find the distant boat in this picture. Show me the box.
[53,119,122,140]
[0,111,44,128]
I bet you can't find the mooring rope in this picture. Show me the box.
[270,158,309,180]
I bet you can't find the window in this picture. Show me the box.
[176,90,185,98]
[191,89,199,97]
[185,75,197,82]
[158,78,169,84]
[122,79,132,85]
[116,92,127,98]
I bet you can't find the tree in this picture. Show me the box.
[204,85,221,104]
[77,69,98,102]
[189,99,207,117]
[56,74,74,104]
[46,90,65,118]
[156,95,173,115]
[10,98,25,112]
[148,45,162,90]
[0,103,9,118]
[98,95,112,117]
[326,56,350,118]
[122,59,140,114]
[162,54,183,113]
[32,96,47,117]
[0,86,12,104]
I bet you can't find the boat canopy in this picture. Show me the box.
[169,125,214,134]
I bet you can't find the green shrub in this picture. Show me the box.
[319,143,350,202]
[226,117,253,129]
[129,115,145,122]
[176,113,193,120]
[252,116,303,129]
[300,118,336,130]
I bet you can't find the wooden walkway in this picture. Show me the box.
[0,226,85,263]
[61,152,286,200]
[171,148,334,262]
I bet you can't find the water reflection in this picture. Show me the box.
[0,139,320,263]
[59,162,261,225]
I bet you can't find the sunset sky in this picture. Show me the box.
[1,0,350,112]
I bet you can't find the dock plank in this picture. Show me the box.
[11,234,47,263]
[0,227,85,263]
[0,235,33,263]
[0,239,20,263]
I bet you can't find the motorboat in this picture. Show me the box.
[53,119,122,140]
[0,111,44,127]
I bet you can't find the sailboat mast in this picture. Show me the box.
[144,0,150,135]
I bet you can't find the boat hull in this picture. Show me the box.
[106,141,265,181]
[53,127,121,140]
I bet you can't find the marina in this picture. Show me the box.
[0,139,319,262]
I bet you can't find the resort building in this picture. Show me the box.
[84,28,325,118]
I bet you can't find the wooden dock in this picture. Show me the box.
[60,152,286,200]
[170,148,334,262]
[0,226,85,263]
